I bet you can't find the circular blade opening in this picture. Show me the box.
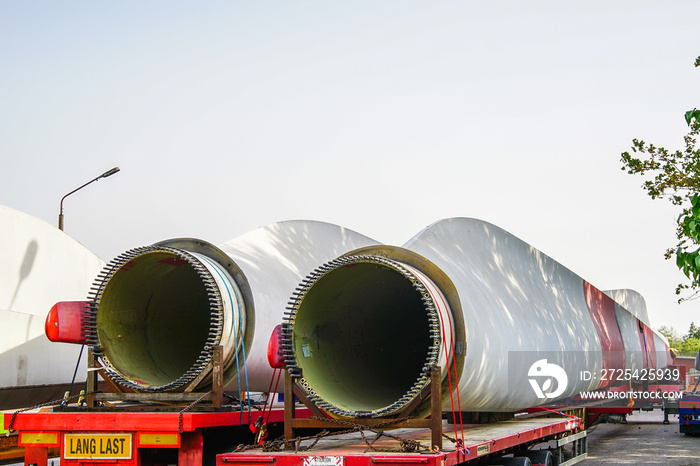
[289,257,440,416]
[96,250,218,389]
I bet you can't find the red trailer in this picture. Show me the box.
[214,370,587,466]
[5,405,311,466]
[4,369,587,466]
[216,415,585,466]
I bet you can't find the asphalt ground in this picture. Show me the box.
[585,409,699,465]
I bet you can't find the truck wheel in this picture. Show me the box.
[498,457,532,466]
[523,450,553,466]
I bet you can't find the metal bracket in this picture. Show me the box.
[284,366,443,450]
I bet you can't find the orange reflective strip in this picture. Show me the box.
[137,432,180,447]
[19,432,59,446]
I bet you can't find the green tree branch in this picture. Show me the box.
[620,56,700,301]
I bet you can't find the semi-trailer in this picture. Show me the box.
[5,364,588,466]
[3,218,676,465]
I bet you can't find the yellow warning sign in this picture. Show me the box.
[64,433,132,460]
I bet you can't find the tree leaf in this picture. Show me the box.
[686,109,700,127]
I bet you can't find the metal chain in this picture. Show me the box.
[307,415,414,429]
[359,429,430,453]
[6,390,99,434]
[229,414,432,454]
[178,391,212,434]
[341,416,431,453]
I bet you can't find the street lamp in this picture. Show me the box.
[58,167,120,231]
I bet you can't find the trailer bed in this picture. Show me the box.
[218,416,583,466]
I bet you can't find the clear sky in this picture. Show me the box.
[2,1,698,334]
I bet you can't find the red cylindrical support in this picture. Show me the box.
[45,301,89,344]
[267,324,286,369]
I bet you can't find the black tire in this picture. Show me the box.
[523,450,553,466]
[499,457,532,466]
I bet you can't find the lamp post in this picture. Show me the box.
[58,167,120,231]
